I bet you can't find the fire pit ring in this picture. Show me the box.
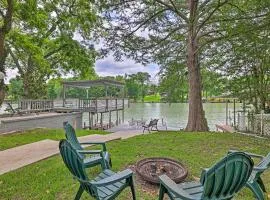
[136,157,188,184]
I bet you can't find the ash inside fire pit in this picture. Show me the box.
[136,157,188,184]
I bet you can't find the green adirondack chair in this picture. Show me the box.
[59,139,136,200]
[229,150,270,200]
[63,122,112,170]
[159,152,254,200]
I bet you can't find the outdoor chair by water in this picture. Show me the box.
[143,119,159,133]
[59,139,136,200]
[5,102,24,116]
[159,152,254,200]
[229,150,270,200]
[63,122,112,170]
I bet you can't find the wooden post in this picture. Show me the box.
[261,110,264,135]
[109,110,112,128]
[63,85,66,107]
[105,85,108,97]
[89,112,91,129]
[96,113,99,123]
[101,113,103,130]
[116,110,119,125]
[233,99,236,127]
[122,98,124,123]
[226,100,228,125]
[106,99,108,111]
[95,98,98,112]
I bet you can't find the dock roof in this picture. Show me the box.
[62,79,125,88]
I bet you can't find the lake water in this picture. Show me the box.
[83,103,241,131]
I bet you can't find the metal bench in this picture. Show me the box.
[143,119,159,133]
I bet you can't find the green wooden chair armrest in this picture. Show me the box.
[253,166,268,172]
[228,150,264,159]
[159,175,200,200]
[80,142,107,151]
[76,150,102,155]
[90,169,133,187]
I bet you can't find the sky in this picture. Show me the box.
[5,56,160,84]
[95,55,160,83]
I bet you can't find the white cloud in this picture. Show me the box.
[5,69,18,83]
[95,55,160,84]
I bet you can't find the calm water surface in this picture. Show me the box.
[83,103,241,131]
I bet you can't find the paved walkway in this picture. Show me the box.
[0,130,144,175]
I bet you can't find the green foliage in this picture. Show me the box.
[5,0,98,99]
[159,62,188,103]
[201,69,229,99]
[0,132,269,199]
[125,78,140,100]
[7,78,23,100]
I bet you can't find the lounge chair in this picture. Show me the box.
[143,119,159,133]
[63,122,112,170]
[5,102,24,115]
[59,139,136,200]
[159,152,254,200]
[229,150,270,200]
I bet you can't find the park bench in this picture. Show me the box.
[229,150,270,200]
[159,152,253,200]
[143,119,159,133]
[59,139,136,200]
[63,122,111,170]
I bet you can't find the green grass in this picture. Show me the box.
[0,128,108,150]
[144,94,161,102]
[1,132,270,199]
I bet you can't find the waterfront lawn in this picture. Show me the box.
[144,94,161,102]
[0,128,108,150]
[0,132,270,199]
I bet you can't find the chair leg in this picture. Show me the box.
[75,185,84,200]
[159,185,166,200]
[257,177,267,192]
[130,178,136,200]
[246,182,265,200]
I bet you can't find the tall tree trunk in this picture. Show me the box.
[23,74,30,99]
[0,33,6,105]
[185,36,208,131]
[0,0,14,105]
[185,0,208,131]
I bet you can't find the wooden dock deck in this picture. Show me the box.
[215,124,235,133]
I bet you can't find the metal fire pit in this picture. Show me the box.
[136,157,188,184]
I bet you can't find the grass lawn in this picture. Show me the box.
[144,94,161,103]
[1,132,270,199]
[0,128,108,150]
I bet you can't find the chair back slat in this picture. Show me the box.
[201,152,253,199]
[59,140,87,180]
[63,122,83,150]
